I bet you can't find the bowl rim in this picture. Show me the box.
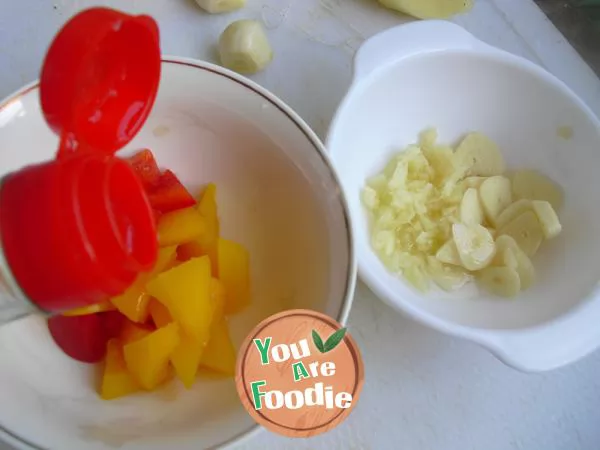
[0,56,357,450]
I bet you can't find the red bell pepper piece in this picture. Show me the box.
[99,310,127,339]
[126,149,161,189]
[147,170,196,213]
[47,310,127,363]
[48,314,108,363]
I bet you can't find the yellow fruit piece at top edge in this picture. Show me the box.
[170,277,227,388]
[200,319,236,376]
[63,301,115,317]
[146,256,214,344]
[158,207,206,247]
[100,339,141,400]
[218,238,250,314]
[177,184,219,275]
[123,322,180,390]
[149,299,172,328]
[111,246,177,323]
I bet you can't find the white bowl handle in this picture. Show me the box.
[354,20,497,82]
[472,285,600,372]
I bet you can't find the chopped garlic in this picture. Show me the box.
[361,131,468,291]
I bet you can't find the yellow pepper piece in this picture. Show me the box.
[100,339,140,400]
[198,184,220,272]
[111,281,151,323]
[148,299,172,328]
[120,321,153,345]
[210,278,226,322]
[170,334,204,389]
[158,207,206,247]
[150,245,180,277]
[177,184,219,275]
[146,256,215,344]
[111,246,177,323]
[170,277,227,388]
[218,238,251,314]
[123,322,180,390]
[63,301,115,317]
[200,319,236,376]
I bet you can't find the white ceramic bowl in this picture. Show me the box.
[328,21,600,372]
[0,58,355,450]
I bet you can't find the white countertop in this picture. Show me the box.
[1,1,600,449]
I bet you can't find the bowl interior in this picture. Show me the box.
[0,60,351,450]
[329,50,600,331]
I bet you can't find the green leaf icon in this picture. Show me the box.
[312,328,348,353]
[323,327,347,353]
[312,330,325,352]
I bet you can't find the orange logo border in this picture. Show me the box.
[235,309,364,438]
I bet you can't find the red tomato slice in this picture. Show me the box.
[126,149,161,188]
[48,314,108,363]
[147,170,196,213]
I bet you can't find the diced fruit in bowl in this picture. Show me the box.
[48,149,251,399]
[48,311,124,363]
[149,299,172,328]
[126,149,161,189]
[147,256,214,344]
[120,320,154,344]
[178,183,220,274]
[158,207,206,247]
[218,238,251,314]
[200,318,236,376]
[110,245,177,323]
[362,129,564,298]
[100,339,141,400]
[110,279,152,324]
[148,170,197,214]
[124,322,180,390]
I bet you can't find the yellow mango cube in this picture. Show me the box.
[198,184,220,269]
[210,278,226,321]
[111,246,177,323]
[120,321,153,344]
[170,276,227,388]
[158,207,206,247]
[100,339,140,400]
[123,322,180,390]
[217,239,250,314]
[176,184,220,275]
[170,333,205,389]
[149,299,173,328]
[200,319,236,376]
[111,279,151,323]
[146,256,215,344]
[149,245,179,277]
